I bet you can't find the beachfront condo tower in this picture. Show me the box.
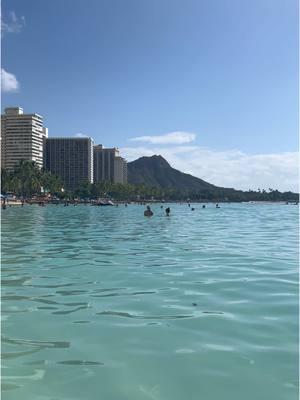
[93,145,127,184]
[1,107,48,170]
[114,155,128,184]
[44,137,94,191]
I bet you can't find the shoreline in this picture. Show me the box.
[1,199,298,207]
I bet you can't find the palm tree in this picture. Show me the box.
[13,160,41,196]
[1,168,12,193]
[2,160,64,197]
[10,175,21,195]
[41,170,62,194]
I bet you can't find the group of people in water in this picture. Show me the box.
[144,205,171,217]
[1,198,221,214]
[144,203,220,217]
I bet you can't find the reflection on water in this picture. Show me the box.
[1,203,299,400]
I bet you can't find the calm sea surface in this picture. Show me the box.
[1,203,299,400]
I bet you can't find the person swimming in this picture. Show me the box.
[165,207,170,216]
[202,205,206,208]
[144,205,153,217]
[216,203,220,208]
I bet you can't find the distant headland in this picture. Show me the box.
[127,155,298,203]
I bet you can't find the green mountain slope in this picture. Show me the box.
[127,155,298,201]
[127,155,221,191]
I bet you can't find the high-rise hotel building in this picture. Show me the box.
[1,107,48,170]
[114,156,128,184]
[93,145,127,184]
[1,106,127,190]
[44,137,94,191]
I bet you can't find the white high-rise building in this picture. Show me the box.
[1,107,48,170]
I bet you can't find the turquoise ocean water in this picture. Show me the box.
[1,203,299,400]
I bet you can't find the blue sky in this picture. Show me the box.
[1,0,299,191]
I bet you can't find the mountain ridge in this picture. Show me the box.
[127,155,298,202]
[127,154,224,192]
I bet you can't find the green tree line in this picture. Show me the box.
[1,160,298,202]
[1,160,63,197]
[74,181,298,202]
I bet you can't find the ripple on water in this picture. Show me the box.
[1,203,298,400]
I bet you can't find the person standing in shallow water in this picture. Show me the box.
[144,205,153,217]
[165,207,170,216]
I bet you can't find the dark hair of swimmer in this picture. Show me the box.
[144,205,153,216]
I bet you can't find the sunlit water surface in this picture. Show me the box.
[1,203,299,400]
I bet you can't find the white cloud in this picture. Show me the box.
[1,11,25,34]
[121,145,299,192]
[75,133,88,138]
[129,131,196,145]
[1,68,19,92]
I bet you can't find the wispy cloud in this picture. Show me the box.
[129,131,196,145]
[1,68,19,92]
[121,145,299,192]
[75,133,88,138]
[1,11,26,35]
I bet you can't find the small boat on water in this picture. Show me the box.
[1,199,24,206]
[91,200,115,206]
[1,194,24,206]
